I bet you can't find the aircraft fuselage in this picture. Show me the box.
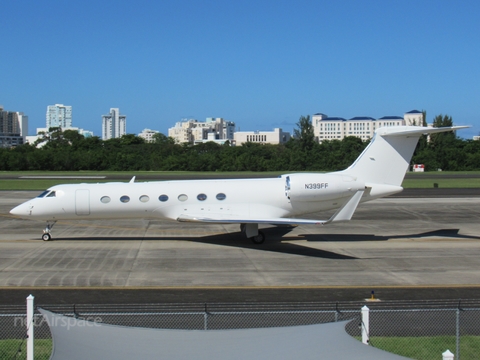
[11,173,364,222]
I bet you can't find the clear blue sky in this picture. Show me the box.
[2,0,479,138]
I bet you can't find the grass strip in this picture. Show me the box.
[0,171,479,190]
[0,339,52,359]
[1,178,480,191]
[368,335,480,360]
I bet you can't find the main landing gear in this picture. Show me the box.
[250,231,265,245]
[240,223,265,245]
[42,221,56,241]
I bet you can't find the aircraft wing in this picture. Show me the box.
[177,190,364,226]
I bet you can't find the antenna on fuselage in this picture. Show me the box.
[129,176,136,183]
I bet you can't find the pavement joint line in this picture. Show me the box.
[2,285,480,290]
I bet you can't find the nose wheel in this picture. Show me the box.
[42,221,56,241]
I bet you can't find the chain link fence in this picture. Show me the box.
[1,300,479,359]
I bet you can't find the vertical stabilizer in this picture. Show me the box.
[338,126,468,187]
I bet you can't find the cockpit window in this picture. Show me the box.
[37,190,50,198]
[46,191,56,198]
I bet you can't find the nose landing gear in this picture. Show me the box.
[42,221,56,241]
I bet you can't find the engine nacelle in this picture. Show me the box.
[283,173,364,202]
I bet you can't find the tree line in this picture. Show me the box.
[0,115,477,172]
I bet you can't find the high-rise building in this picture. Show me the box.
[0,105,28,147]
[46,104,72,128]
[102,108,127,140]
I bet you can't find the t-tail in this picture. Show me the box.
[336,125,469,200]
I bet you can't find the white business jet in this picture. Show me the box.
[10,125,467,243]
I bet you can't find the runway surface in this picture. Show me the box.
[1,190,479,305]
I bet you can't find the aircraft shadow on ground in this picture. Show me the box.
[56,226,356,260]
[298,228,480,242]
[55,227,479,260]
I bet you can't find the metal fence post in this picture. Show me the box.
[456,307,460,360]
[456,300,462,360]
[26,294,34,360]
[204,303,208,330]
[442,349,454,359]
[361,305,369,345]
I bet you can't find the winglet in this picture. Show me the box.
[323,189,364,225]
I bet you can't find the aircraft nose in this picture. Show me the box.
[10,203,32,217]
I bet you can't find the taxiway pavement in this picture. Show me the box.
[1,191,480,304]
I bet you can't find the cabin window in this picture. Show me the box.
[37,190,50,198]
[197,193,207,201]
[159,195,169,202]
[178,194,188,202]
[100,196,111,204]
[120,195,130,203]
[216,193,226,201]
[139,195,150,203]
[46,191,56,198]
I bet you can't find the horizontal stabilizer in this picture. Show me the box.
[378,125,469,137]
[177,190,364,226]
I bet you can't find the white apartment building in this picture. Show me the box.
[138,128,159,143]
[46,104,72,128]
[102,108,126,140]
[168,118,235,144]
[313,110,423,143]
[234,128,291,145]
[40,104,94,142]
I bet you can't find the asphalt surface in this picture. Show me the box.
[1,188,479,306]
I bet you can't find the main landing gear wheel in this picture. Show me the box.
[250,231,265,245]
[42,233,51,241]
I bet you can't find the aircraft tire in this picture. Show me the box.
[42,233,51,241]
[250,231,265,245]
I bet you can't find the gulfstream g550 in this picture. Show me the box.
[10,126,467,243]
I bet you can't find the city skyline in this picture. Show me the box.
[2,1,479,139]
[1,103,472,139]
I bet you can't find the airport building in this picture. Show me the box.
[102,108,126,140]
[0,105,28,147]
[233,128,291,145]
[46,104,72,128]
[312,110,423,143]
[168,118,235,144]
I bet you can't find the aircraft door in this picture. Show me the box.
[285,176,291,201]
[75,189,90,216]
